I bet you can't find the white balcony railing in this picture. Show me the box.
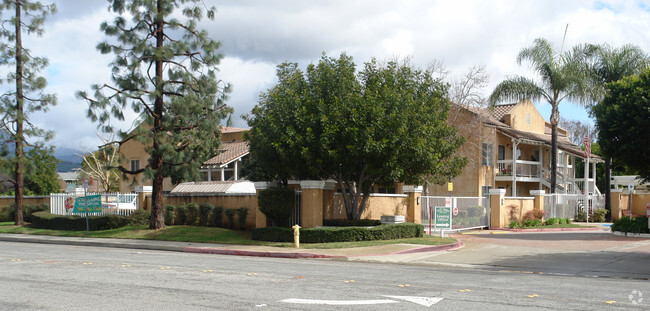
[496,160,541,178]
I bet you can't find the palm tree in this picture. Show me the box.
[586,43,647,218]
[489,38,593,193]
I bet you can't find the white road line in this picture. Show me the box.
[280,298,399,305]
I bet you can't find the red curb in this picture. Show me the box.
[391,241,464,255]
[183,247,344,259]
[495,227,603,232]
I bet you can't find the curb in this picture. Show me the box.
[611,231,650,238]
[391,241,464,255]
[494,227,603,232]
[183,247,344,259]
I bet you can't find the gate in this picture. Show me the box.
[421,196,490,233]
[50,192,138,216]
[290,190,302,226]
[543,193,606,220]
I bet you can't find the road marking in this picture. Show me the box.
[281,298,398,305]
[247,273,258,276]
[527,294,539,298]
[10,259,21,262]
[605,301,616,304]
[343,280,355,283]
[383,295,444,307]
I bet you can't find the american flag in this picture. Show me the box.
[583,135,591,159]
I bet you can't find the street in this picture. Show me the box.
[1,241,648,310]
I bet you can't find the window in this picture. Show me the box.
[130,160,140,172]
[526,113,531,125]
[498,145,506,161]
[481,143,493,166]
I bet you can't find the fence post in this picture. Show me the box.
[489,189,506,228]
[135,186,152,210]
[299,181,325,228]
[403,185,423,224]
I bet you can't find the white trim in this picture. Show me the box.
[529,190,546,196]
[135,186,152,193]
[300,180,326,189]
[402,185,423,193]
[489,189,506,195]
[253,181,276,190]
[505,196,534,200]
[369,193,408,198]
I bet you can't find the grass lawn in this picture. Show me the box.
[0,222,455,248]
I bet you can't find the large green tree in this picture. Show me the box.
[245,53,466,220]
[78,0,231,229]
[23,146,59,195]
[583,43,647,216]
[489,38,593,193]
[592,69,650,182]
[0,0,56,225]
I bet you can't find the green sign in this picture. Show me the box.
[435,206,452,229]
[73,195,102,213]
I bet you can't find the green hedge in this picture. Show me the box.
[257,187,294,226]
[30,211,149,231]
[252,223,424,243]
[6,203,49,222]
[323,219,382,227]
[612,216,650,234]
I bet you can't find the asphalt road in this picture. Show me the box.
[1,241,648,310]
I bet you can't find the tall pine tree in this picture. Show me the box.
[79,0,231,229]
[0,0,57,225]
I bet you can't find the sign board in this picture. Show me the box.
[453,206,459,216]
[73,194,102,213]
[445,197,452,207]
[447,182,453,192]
[435,206,452,229]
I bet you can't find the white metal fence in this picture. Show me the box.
[50,192,138,216]
[421,196,490,233]
[543,193,606,220]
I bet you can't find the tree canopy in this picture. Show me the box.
[78,0,231,229]
[245,53,466,220]
[593,69,650,181]
[0,0,57,224]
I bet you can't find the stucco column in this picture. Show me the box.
[610,189,623,220]
[403,185,423,224]
[135,186,152,211]
[490,189,506,228]
[530,190,545,218]
[300,181,325,228]
[322,181,336,220]
[253,181,276,228]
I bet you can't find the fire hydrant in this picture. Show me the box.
[292,224,301,248]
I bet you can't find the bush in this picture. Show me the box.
[592,208,608,223]
[175,205,187,225]
[258,187,295,226]
[575,210,587,222]
[544,217,560,225]
[212,206,224,228]
[237,207,248,230]
[522,219,542,227]
[507,205,519,222]
[565,218,572,224]
[225,208,236,229]
[8,203,49,222]
[509,220,522,229]
[199,203,214,227]
[185,203,199,226]
[522,209,545,221]
[164,205,176,226]
[252,223,424,243]
[0,206,9,222]
[31,211,130,231]
[323,219,382,227]
[128,210,150,226]
[611,216,650,234]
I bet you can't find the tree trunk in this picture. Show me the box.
[149,0,165,230]
[549,104,559,194]
[14,1,24,226]
[605,157,612,221]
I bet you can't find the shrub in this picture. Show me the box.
[323,219,382,227]
[199,203,214,227]
[212,206,224,228]
[507,205,519,222]
[128,210,150,226]
[8,203,49,222]
[522,219,542,227]
[564,218,572,224]
[611,216,650,234]
[509,220,522,229]
[175,205,187,225]
[31,211,130,231]
[185,203,200,226]
[258,187,295,226]
[225,208,236,229]
[252,223,424,243]
[237,207,248,230]
[544,217,560,226]
[522,209,545,221]
[592,208,608,223]
[164,205,176,226]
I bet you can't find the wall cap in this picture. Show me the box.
[253,181,277,190]
[402,185,423,193]
[135,186,153,193]
[489,189,506,195]
[300,180,326,189]
[529,190,546,196]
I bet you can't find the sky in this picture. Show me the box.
[5,0,650,151]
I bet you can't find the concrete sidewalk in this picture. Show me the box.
[0,233,463,259]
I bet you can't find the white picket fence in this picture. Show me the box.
[50,192,138,216]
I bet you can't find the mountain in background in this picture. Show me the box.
[54,147,84,172]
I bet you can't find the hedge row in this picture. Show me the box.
[0,203,49,222]
[252,223,424,243]
[612,216,650,234]
[31,210,150,231]
[164,203,249,230]
[322,219,382,227]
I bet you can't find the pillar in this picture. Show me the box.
[490,189,506,228]
[610,189,623,220]
[530,190,545,218]
[135,186,152,211]
[322,181,336,220]
[403,185,423,224]
[300,181,325,228]
[253,181,276,228]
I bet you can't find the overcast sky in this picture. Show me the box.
[8,0,650,151]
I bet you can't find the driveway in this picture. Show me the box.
[412,231,650,279]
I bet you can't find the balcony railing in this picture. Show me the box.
[496,160,541,178]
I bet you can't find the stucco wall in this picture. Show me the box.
[0,196,50,209]
[328,194,408,220]
[503,100,546,134]
[151,194,258,228]
[491,197,535,227]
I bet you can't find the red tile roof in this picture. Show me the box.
[220,126,249,133]
[203,141,249,167]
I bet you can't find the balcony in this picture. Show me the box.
[496,160,541,182]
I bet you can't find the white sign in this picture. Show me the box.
[445,197,452,207]
[453,207,459,216]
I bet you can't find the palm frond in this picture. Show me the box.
[488,75,548,107]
